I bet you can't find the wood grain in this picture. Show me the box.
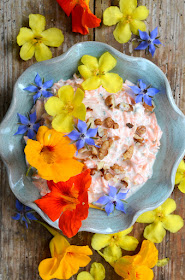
[0,0,185,279]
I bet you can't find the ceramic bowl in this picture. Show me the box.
[1,41,185,234]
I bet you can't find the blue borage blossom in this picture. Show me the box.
[12,199,37,228]
[95,185,128,216]
[24,73,53,103]
[135,27,162,57]
[67,120,99,155]
[129,79,160,106]
[14,111,40,139]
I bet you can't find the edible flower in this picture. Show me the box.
[114,240,158,280]
[135,27,162,57]
[24,126,84,182]
[95,185,128,216]
[14,111,40,139]
[136,198,184,243]
[78,52,123,93]
[38,222,92,280]
[45,85,86,133]
[67,119,99,154]
[77,262,105,280]
[129,79,160,106]
[35,169,91,238]
[175,160,185,193]
[56,0,101,35]
[24,73,53,103]
[103,0,149,43]
[12,199,37,228]
[17,14,64,61]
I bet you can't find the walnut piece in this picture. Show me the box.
[105,95,115,110]
[87,107,93,112]
[104,117,114,128]
[104,173,113,181]
[111,164,124,174]
[95,118,103,125]
[121,179,128,188]
[113,123,119,129]
[116,102,133,112]
[123,145,134,160]
[126,123,134,128]
[133,133,144,143]
[136,125,146,135]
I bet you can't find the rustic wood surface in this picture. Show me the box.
[0,0,185,279]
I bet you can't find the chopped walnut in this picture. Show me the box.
[87,107,93,112]
[111,164,124,174]
[95,118,103,125]
[126,123,134,128]
[114,136,120,141]
[91,146,98,156]
[90,169,96,175]
[123,145,134,160]
[143,103,155,112]
[104,117,114,128]
[104,173,113,181]
[108,138,113,147]
[121,179,128,188]
[86,117,95,128]
[116,102,133,112]
[98,140,110,160]
[113,122,119,129]
[133,133,144,143]
[136,125,146,135]
[105,95,115,110]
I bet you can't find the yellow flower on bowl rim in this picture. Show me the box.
[175,160,185,193]
[17,14,64,61]
[103,0,149,43]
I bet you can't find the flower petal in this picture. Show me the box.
[43,79,53,89]
[150,27,158,39]
[153,39,162,45]
[90,262,105,280]
[26,212,37,220]
[72,88,85,107]
[77,120,87,134]
[42,91,53,98]
[137,240,158,268]
[130,20,146,35]
[175,160,185,183]
[67,130,81,141]
[96,195,110,205]
[82,8,101,29]
[99,52,117,73]
[108,185,117,197]
[86,127,98,138]
[45,96,64,116]
[33,92,41,103]
[27,129,36,139]
[77,272,94,280]
[101,73,123,93]
[91,233,112,250]
[17,113,29,125]
[30,111,37,123]
[115,200,126,213]
[119,0,137,15]
[147,88,160,96]
[113,22,132,43]
[29,14,46,34]
[178,180,185,193]
[35,43,52,62]
[134,265,154,280]
[118,235,139,251]
[38,257,59,280]
[132,6,149,20]
[16,200,24,211]
[138,79,147,90]
[138,29,150,40]
[135,41,149,50]
[144,221,166,243]
[24,85,38,92]
[76,139,85,150]
[161,198,176,215]
[17,27,34,46]
[20,42,35,61]
[105,202,114,216]
[12,213,21,220]
[129,85,141,94]
[135,94,143,103]
[58,85,74,104]
[136,210,156,223]
[162,215,184,233]
[103,6,123,26]
[143,95,152,106]
[82,76,101,91]
[81,55,99,71]
[149,43,156,57]
[102,244,122,264]
[72,104,86,121]
[116,191,128,200]
[14,125,28,135]
[41,28,64,47]
[85,138,95,146]
[52,113,74,133]
[78,65,92,79]
[34,73,43,87]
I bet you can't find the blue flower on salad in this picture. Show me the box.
[24,73,53,103]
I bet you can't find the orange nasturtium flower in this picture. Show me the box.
[114,240,158,280]
[56,0,101,35]
[38,223,92,280]
[24,126,84,183]
[35,169,92,238]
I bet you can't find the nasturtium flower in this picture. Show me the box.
[78,52,123,93]
[114,240,158,280]
[137,198,184,243]
[77,262,105,280]
[103,0,149,43]
[45,85,86,133]
[24,126,84,183]
[38,222,92,280]
[17,14,64,61]
[175,160,185,193]
[57,0,101,35]
[35,170,91,238]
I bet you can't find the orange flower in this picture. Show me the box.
[35,169,92,237]
[57,0,101,35]
[24,126,83,183]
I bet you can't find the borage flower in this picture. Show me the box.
[56,0,101,35]
[175,160,185,193]
[35,170,92,238]
[24,73,53,103]
[67,120,99,154]
[24,126,84,183]
[135,27,162,57]
[14,111,40,139]
[77,262,105,280]
[78,52,123,93]
[17,14,64,61]
[95,185,128,216]
[129,79,160,106]
[12,199,37,228]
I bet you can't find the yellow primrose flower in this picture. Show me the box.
[45,85,86,133]
[175,160,185,193]
[17,14,64,61]
[77,262,105,280]
[38,222,92,280]
[103,0,149,43]
[137,198,184,243]
[78,52,123,93]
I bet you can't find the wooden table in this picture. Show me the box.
[0,0,185,279]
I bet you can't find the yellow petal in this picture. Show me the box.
[101,73,123,93]
[77,272,94,280]
[119,0,137,15]
[175,161,185,184]
[113,22,132,43]
[49,234,70,257]
[35,43,52,62]
[90,262,105,280]
[99,52,117,73]
[81,55,99,71]
[73,104,86,121]
[118,226,133,236]
[100,244,122,264]
[52,113,73,133]
[82,76,101,91]
[103,7,123,26]
[17,27,34,46]
[78,65,92,79]
[118,235,139,251]
[136,210,156,223]
[161,198,176,215]
[132,6,149,20]
[91,233,111,250]
[137,240,158,268]
[58,85,74,103]
[144,222,166,243]
[178,180,185,193]
[45,96,64,117]
[38,257,59,280]
[130,19,146,35]
[41,28,64,47]
[157,258,169,267]
[162,214,184,233]
[29,14,46,35]
[72,88,85,106]
[134,265,154,280]
[20,42,35,61]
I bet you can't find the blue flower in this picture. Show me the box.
[95,185,128,216]
[24,73,53,103]
[67,120,99,155]
[135,27,162,57]
[14,111,40,139]
[129,79,160,106]
[12,199,37,228]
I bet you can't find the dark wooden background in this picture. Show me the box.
[0,0,185,279]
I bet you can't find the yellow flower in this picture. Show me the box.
[38,222,92,280]
[78,52,123,93]
[77,262,105,280]
[175,160,185,193]
[114,240,158,280]
[17,14,64,61]
[45,85,86,133]
[103,0,149,43]
[137,198,184,243]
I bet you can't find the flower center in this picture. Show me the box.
[65,103,74,113]
[157,212,164,218]
[123,15,133,23]
[40,145,56,164]
[80,133,86,139]
[142,89,148,94]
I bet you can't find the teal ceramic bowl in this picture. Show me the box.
[1,42,185,234]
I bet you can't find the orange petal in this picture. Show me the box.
[82,9,101,28]
[72,5,89,35]
[56,0,77,16]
